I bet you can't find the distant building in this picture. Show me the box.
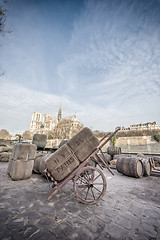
[30,111,57,132]
[30,111,43,132]
[130,122,159,130]
[29,106,83,139]
[52,115,83,139]
[43,114,57,131]
[119,122,160,131]
[57,103,62,122]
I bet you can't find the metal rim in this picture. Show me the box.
[136,160,143,177]
[144,161,151,176]
[73,166,107,204]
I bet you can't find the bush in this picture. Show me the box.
[111,136,118,146]
[153,134,160,142]
[48,135,53,140]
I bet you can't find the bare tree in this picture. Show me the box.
[0,5,7,33]
[0,1,8,76]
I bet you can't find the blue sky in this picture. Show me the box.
[0,0,160,135]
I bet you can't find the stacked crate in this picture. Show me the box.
[8,143,36,180]
[46,127,100,181]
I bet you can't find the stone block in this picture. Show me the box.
[0,152,11,162]
[0,146,12,153]
[8,159,34,180]
[0,139,11,146]
[8,157,13,173]
[32,134,47,149]
[11,143,37,161]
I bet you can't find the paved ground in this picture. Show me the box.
[0,162,160,240]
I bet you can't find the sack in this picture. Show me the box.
[46,144,79,181]
[67,127,100,162]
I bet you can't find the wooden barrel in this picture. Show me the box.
[142,159,151,176]
[113,154,132,160]
[116,156,144,178]
[107,146,121,156]
[39,154,51,175]
[97,153,112,165]
[33,152,45,173]
[137,157,151,176]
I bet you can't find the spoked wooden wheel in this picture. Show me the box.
[74,166,107,204]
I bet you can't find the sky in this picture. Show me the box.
[0,0,160,135]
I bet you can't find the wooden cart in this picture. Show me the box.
[44,127,120,205]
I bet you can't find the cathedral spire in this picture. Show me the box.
[58,102,62,121]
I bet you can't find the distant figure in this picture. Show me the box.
[16,134,23,143]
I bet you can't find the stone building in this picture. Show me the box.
[30,111,43,132]
[51,115,83,140]
[29,107,83,140]
[30,111,57,133]
[43,114,57,131]
[119,122,160,131]
[129,122,159,130]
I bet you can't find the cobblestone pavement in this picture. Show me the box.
[0,162,160,240]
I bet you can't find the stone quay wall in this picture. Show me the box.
[115,136,160,155]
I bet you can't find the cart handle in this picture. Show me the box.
[98,126,120,149]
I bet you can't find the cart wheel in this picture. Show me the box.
[74,166,107,204]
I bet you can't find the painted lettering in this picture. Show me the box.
[57,165,63,173]
[54,158,59,164]
[69,157,74,163]
[76,138,84,145]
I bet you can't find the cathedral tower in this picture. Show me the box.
[58,103,62,121]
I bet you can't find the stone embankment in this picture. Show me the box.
[101,136,160,155]
[116,136,160,155]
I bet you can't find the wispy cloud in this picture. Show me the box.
[57,0,160,126]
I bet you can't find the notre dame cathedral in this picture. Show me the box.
[29,105,83,140]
